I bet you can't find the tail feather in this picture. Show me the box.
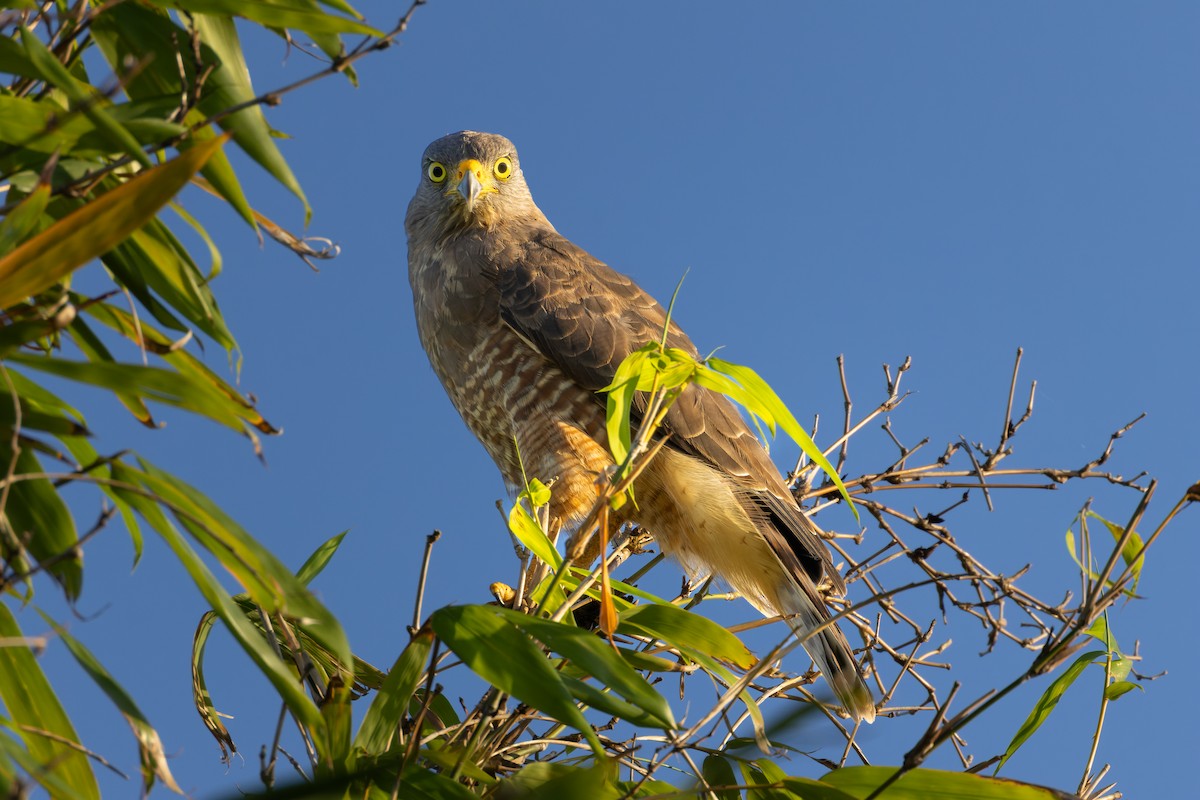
[780,585,876,724]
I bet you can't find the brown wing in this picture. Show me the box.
[484,226,839,587]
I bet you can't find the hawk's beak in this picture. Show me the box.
[455,159,487,211]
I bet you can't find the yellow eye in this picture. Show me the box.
[493,157,513,180]
[427,161,447,183]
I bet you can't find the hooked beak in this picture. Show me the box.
[454,159,488,211]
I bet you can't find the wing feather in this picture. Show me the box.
[484,227,839,586]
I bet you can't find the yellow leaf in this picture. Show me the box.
[0,135,228,309]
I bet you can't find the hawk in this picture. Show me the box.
[407,131,874,723]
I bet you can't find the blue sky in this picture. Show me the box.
[30,3,1197,797]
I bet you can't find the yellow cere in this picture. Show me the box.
[455,159,485,182]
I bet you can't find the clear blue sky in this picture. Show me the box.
[33,3,1197,797]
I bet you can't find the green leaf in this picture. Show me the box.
[354,627,434,754]
[296,531,348,586]
[0,729,93,800]
[702,754,741,800]
[190,13,313,219]
[0,134,227,308]
[408,687,460,735]
[821,766,1077,799]
[1064,522,1099,582]
[187,124,258,228]
[89,4,259,227]
[557,673,665,728]
[0,183,49,257]
[74,296,279,435]
[0,318,65,361]
[1104,680,1141,701]
[317,675,353,774]
[152,0,383,36]
[17,27,151,168]
[10,355,256,437]
[1088,510,1145,592]
[1083,617,1119,654]
[65,316,156,426]
[36,611,181,794]
[996,650,1105,773]
[602,342,659,467]
[779,777,861,800]
[508,498,563,570]
[170,201,224,281]
[618,603,755,669]
[428,604,606,757]
[0,95,185,157]
[749,760,853,800]
[492,606,675,729]
[0,371,89,438]
[614,600,770,752]
[111,219,237,351]
[138,495,327,735]
[191,610,236,758]
[132,459,353,673]
[0,32,39,80]
[0,604,99,799]
[618,646,685,673]
[502,762,622,800]
[418,739,497,785]
[277,0,359,86]
[707,356,857,517]
[0,444,82,600]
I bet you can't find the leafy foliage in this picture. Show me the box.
[0,3,1188,799]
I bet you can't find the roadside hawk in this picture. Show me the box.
[407,131,875,723]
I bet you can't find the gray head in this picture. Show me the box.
[405,131,544,235]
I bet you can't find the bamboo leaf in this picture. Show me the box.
[190,13,312,218]
[418,740,497,784]
[602,344,655,467]
[271,0,359,86]
[0,726,94,800]
[354,628,434,754]
[702,754,741,800]
[190,610,236,758]
[508,499,563,570]
[618,603,754,669]
[117,481,326,735]
[115,220,237,351]
[996,650,1105,773]
[0,604,99,799]
[153,0,383,36]
[0,33,38,80]
[10,355,255,436]
[821,766,1078,799]
[0,135,227,308]
[429,604,605,757]
[132,460,353,674]
[17,27,151,168]
[502,762,622,800]
[1088,510,1145,591]
[493,606,676,729]
[295,531,348,586]
[90,4,259,227]
[708,356,857,516]
[74,296,279,434]
[1104,680,1141,701]
[36,611,181,794]
[65,316,155,426]
[0,444,82,600]
[0,183,49,257]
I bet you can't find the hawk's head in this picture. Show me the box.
[407,131,540,233]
